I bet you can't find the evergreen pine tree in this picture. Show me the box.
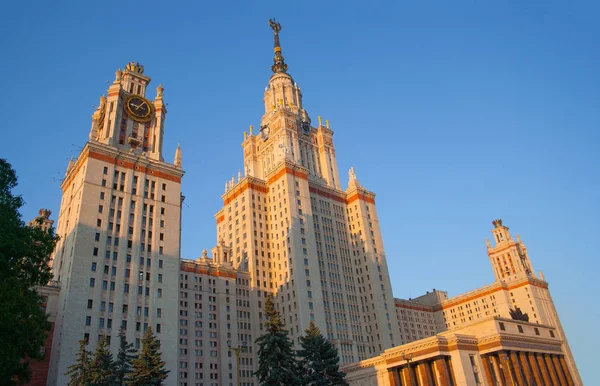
[89,336,116,386]
[127,327,169,385]
[298,321,348,386]
[114,329,137,385]
[254,295,302,385]
[65,339,92,386]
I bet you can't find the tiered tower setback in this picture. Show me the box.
[214,19,398,366]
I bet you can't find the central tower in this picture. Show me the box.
[214,20,397,371]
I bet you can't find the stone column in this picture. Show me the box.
[559,356,575,386]
[417,362,433,386]
[434,357,451,386]
[551,355,568,385]
[509,351,526,386]
[388,367,400,386]
[481,356,496,386]
[400,366,411,386]
[490,354,506,386]
[544,354,560,385]
[527,353,544,386]
[518,352,534,386]
[497,352,513,385]
[536,353,553,386]
[447,356,457,385]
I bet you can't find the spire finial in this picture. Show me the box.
[269,18,288,74]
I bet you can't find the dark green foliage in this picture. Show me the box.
[127,327,169,385]
[298,321,348,386]
[65,339,92,386]
[0,158,59,384]
[89,336,116,385]
[254,296,302,385]
[114,329,137,385]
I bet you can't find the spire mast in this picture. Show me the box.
[269,18,288,74]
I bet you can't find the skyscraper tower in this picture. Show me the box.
[47,63,184,385]
[214,20,397,364]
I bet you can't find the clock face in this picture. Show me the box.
[301,121,310,135]
[260,125,270,141]
[125,96,153,122]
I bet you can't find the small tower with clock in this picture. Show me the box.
[89,62,167,161]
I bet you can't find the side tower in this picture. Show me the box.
[487,219,582,383]
[486,219,535,282]
[214,20,397,371]
[48,64,184,386]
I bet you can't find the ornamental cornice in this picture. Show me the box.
[87,141,184,177]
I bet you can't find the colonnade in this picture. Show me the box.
[387,355,456,386]
[481,351,574,386]
[386,352,574,386]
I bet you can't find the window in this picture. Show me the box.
[91,262,97,271]
[98,205,103,213]
[499,322,505,331]
[87,299,93,309]
[93,247,99,256]
[158,289,162,298]
[95,233,100,241]
[86,316,91,326]
[517,325,524,333]
[90,278,96,287]
[159,260,163,269]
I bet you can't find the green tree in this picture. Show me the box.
[254,295,302,385]
[127,327,169,385]
[298,321,348,385]
[114,329,137,385]
[65,339,92,386]
[89,336,116,385]
[0,158,59,384]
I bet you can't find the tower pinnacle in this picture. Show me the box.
[269,18,288,74]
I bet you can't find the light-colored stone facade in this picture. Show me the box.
[388,220,582,384]
[39,24,582,386]
[47,63,184,386]
[212,29,398,369]
[345,316,578,386]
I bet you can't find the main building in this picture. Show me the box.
[39,20,581,386]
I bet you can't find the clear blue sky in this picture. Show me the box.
[1,0,598,382]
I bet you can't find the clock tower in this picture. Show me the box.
[48,63,183,385]
[89,62,167,161]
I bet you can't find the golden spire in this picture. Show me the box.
[269,18,288,74]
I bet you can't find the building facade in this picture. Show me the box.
[387,220,582,384]
[344,316,578,386]
[213,19,398,371]
[47,63,184,386]
[39,21,582,386]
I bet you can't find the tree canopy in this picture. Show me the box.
[254,296,302,385]
[298,321,348,385]
[0,158,59,384]
[127,327,169,385]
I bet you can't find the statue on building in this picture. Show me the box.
[509,306,530,322]
[349,166,356,181]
